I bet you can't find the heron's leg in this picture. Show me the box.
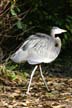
[26,65,38,94]
[39,64,49,91]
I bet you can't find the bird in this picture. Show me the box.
[10,27,67,94]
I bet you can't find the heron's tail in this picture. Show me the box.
[10,48,28,63]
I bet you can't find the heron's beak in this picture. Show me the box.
[61,29,67,33]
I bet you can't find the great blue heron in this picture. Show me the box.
[10,27,66,94]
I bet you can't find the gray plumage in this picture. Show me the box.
[10,27,66,94]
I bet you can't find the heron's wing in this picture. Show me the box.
[21,33,50,50]
[19,33,60,64]
[27,38,55,64]
[20,34,52,63]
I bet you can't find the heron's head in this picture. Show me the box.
[51,27,67,37]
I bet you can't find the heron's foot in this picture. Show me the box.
[45,86,51,92]
[26,91,31,95]
[46,87,49,91]
[47,88,51,92]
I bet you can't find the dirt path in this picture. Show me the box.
[0,73,72,108]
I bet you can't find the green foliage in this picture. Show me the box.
[0,64,28,82]
[16,20,23,29]
[66,16,72,34]
[6,71,17,80]
[6,63,18,71]
[63,15,72,47]
[0,64,16,81]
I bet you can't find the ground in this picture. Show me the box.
[0,52,72,108]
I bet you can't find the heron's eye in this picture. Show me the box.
[55,42,58,47]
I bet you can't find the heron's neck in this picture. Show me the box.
[51,32,55,38]
[55,37,61,48]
